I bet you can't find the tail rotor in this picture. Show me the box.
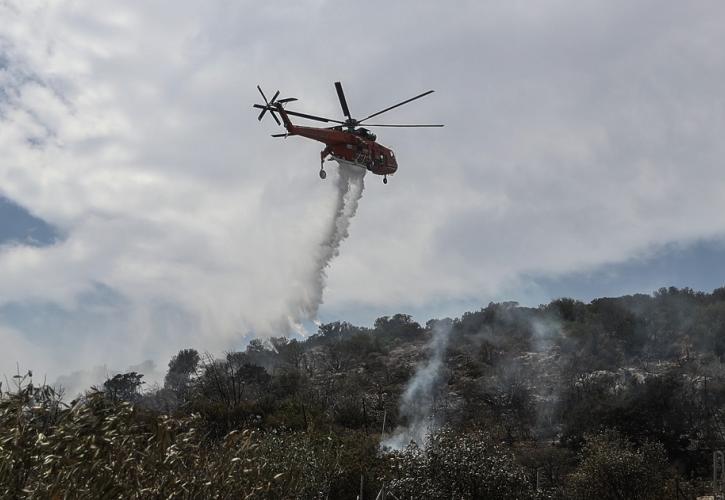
[255,85,297,126]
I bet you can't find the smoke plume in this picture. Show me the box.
[290,163,366,328]
[383,319,452,450]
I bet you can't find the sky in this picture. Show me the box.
[1,1,725,390]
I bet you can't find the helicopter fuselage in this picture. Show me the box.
[278,108,398,177]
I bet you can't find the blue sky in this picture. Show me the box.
[0,196,59,247]
[2,1,725,389]
[528,239,725,304]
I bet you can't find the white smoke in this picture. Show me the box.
[530,316,561,352]
[288,163,366,329]
[383,319,452,450]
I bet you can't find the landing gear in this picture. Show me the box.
[319,156,327,180]
[383,175,388,184]
[319,148,332,181]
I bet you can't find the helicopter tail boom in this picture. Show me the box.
[273,103,297,134]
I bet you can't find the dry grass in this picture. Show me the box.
[0,379,358,499]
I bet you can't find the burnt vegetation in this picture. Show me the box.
[3,286,725,498]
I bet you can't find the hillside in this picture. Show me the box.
[3,286,725,498]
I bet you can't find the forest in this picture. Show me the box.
[3,286,725,499]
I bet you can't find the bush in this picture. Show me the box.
[0,383,382,499]
[385,428,535,499]
[566,430,669,500]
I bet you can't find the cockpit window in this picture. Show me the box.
[355,127,377,141]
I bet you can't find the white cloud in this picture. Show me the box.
[0,323,50,381]
[1,1,725,382]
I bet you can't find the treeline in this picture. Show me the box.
[2,286,725,498]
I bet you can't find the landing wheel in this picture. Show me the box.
[383,176,388,184]
[319,169,327,180]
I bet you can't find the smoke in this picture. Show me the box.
[530,316,561,352]
[383,319,453,450]
[288,163,366,329]
[52,360,165,399]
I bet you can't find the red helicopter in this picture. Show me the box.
[253,82,442,184]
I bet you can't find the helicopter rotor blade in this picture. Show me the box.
[256,85,270,122]
[253,102,281,125]
[268,90,282,124]
[254,104,342,124]
[334,81,351,119]
[257,85,270,105]
[282,109,345,124]
[359,123,444,127]
[359,90,435,123]
[255,86,282,125]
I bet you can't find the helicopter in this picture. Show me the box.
[253,82,442,184]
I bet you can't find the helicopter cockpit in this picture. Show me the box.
[355,127,377,141]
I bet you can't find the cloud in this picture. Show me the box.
[0,323,51,381]
[1,1,725,382]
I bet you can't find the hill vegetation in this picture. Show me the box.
[3,286,725,498]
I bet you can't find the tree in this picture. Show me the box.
[566,430,669,500]
[548,297,586,322]
[103,372,144,403]
[196,353,271,409]
[482,363,535,442]
[386,428,534,499]
[164,348,200,400]
[374,314,423,340]
[245,339,277,369]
